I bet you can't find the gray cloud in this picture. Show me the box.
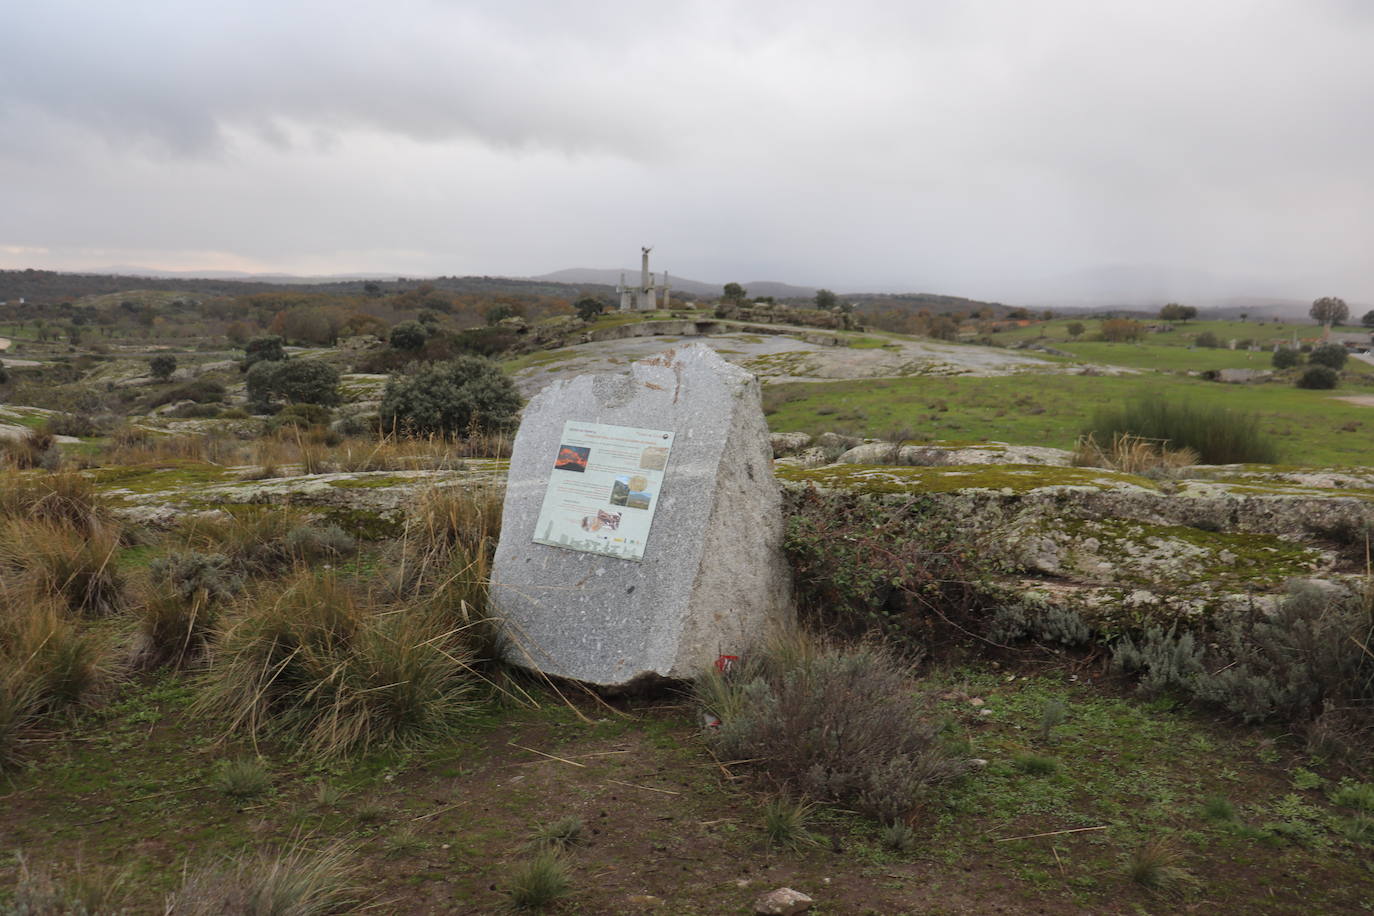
[1,0,1372,303]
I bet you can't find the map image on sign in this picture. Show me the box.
[533,421,675,561]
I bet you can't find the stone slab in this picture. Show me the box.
[491,344,793,686]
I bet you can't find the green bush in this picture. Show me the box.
[1194,331,1220,348]
[1296,365,1338,389]
[379,356,522,437]
[240,335,286,371]
[1083,398,1278,464]
[389,320,430,351]
[1272,347,1301,369]
[1310,343,1349,370]
[247,360,341,410]
[149,354,177,380]
[699,638,964,823]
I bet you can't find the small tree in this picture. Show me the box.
[1194,331,1220,348]
[574,296,605,322]
[1310,296,1349,328]
[1272,347,1301,369]
[722,283,747,305]
[1066,322,1085,340]
[814,289,838,310]
[1159,303,1197,322]
[149,355,177,380]
[486,303,519,325]
[1362,310,1374,329]
[389,320,430,352]
[379,356,522,437]
[1309,342,1349,370]
[241,335,286,371]
[1297,365,1338,389]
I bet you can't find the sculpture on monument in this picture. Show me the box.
[616,246,671,311]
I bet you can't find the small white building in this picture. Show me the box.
[617,247,672,311]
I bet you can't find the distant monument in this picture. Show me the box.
[490,344,792,687]
[617,246,672,311]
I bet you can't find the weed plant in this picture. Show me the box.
[1201,796,1237,822]
[1084,398,1277,464]
[699,636,964,823]
[506,851,571,911]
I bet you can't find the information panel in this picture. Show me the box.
[532,420,675,561]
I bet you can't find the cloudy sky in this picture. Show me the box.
[2,0,1372,304]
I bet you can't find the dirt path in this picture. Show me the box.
[1333,395,1374,407]
[0,337,10,350]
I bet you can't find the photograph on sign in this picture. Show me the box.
[533,421,674,561]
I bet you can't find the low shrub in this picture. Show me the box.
[200,572,479,757]
[247,359,341,410]
[1296,365,1338,389]
[42,411,102,438]
[784,488,1010,645]
[286,523,356,561]
[699,637,964,823]
[1112,582,1374,761]
[1083,398,1278,464]
[148,378,225,408]
[1194,331,1220,348]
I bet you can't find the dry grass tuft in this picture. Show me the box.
[0,517,125,617]
[166,840,360,915]
[199,571,480,757]
[0,429,58,470]
[0,468,114,537]
[1073,432,1198,473]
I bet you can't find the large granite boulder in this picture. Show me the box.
[491,344,793,687]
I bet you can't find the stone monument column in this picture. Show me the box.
[491,344,793,687]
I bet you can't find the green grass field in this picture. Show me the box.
[764,371,1374,466]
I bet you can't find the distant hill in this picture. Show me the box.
[530,269,817,301]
